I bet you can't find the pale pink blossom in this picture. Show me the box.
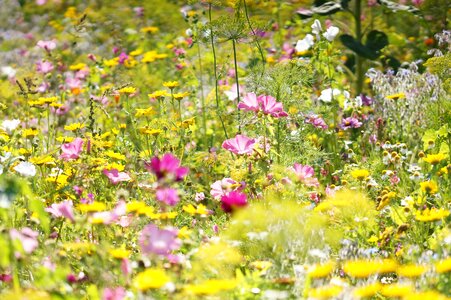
[291,163,319,187]
[37,40,56,51]
[103,169,131,185]
[10,228,39,254]
[222,134,256,155]
[45,200,75,222]
[60,138,83,161]
[210,178,239,200]
[237,92,260,112]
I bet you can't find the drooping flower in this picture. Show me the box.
[210,178,240,200]
[60,137,83,161]
[145,153,188,182]
[10,227,39,254]
[45,200,75,222]
[155,187,180,206]
[221,191,248,213]
[323,26,340,41]
[222,134,255,155]
[237,93,260,112]
[291,163,319,187]
[103,169,131,185]
[139,223,181,256]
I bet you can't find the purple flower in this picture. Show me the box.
[118,52,129,64]
[305,114,328,130]
[103,287,126,300]
[340,117,363,130]
[36,60,54,74]
[139,224,181,256]
[45,200,75,222]
[156,187,180,206]
[238,93,288,118]
[145,153,189,182]
[221,191,248,213]
[103,169,131,185]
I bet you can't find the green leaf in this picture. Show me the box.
[0,234,10,267]
[29,197,50,234]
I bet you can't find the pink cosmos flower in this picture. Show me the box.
[221,191,248,213]
[37,40,56,51]
[36,60,54,74]
[259,95,288,117]
[222,134,256,155]
[156,187,180,206]
[60,138,83,161]
[340,117,362,130]
[305,114,328,130]
[45,200,75,222]
[237,92,260,112]
[103,287,126,300]
[10,227,39,254]
[145,153,189,182]
[210,178,239,200]
[139,224,181,256]
[103,169,131,185]
[291,163,319,187]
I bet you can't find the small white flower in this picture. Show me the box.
[13,161,37,177]
[295,34,314,53]
[323,26,340,41]
[1,119,21,134]
[1,66,16,78]
[311,19,322,38]
[318,88,341,102]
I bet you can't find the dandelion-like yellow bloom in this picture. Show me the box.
[129,49,143,56]
[351,169,370,180]
[109,247,131,259]
[135,107,155,117]
[308,285,343,299]
[64,123,85,131]
[148,90,170,99]
[173,92,190,100]
[163,81,179,89]
[420,181,438,194]
[343,259,398,278]
[30,155,55,166]
[22,128,39,138]
[307,261,335,278]
[184,279,237,295]
[77,202,107,213]
[385,92,406,100]
[183,204,209,216]
[140,26,159,34]
[353,283,382,298]
[117,86,136,94]
[104,151,126,161]
[397,264,428,277]
[415,208,450,222]
[139,127,164,136]
[381,284,413,298]
[423,153,447,165]
[403,291,450,300]
[69,63,87,71]
[435,258,451,273]
[133,268,170,291]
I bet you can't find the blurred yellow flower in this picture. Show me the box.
[184,279,237,295]
[423,153,447,165]
[351,169,370,180]
[397,264,428,277]
[420,181,438,194]
[353,283,382,298]
[141,26,159,34]
[343,259,397,278]
[307,261,335,278]
[435,258,451,273]
[118,87,136,94]
[133,268,169,291]
[64,123,85,131]
[415,208,449,222]
[77,202,107,213]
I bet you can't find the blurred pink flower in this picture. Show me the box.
[37,40,56,51]
[139,224,181,256]
[237,92,260,112]
[103,287,126,300]
[222,134,255,155]
[10,227,39,254]
[145,153,188,182]
[156,187,180,206]
[45,200,75,222]
[103,169,131,185]
[210,178,239,200]
[60,138,83,161]
[292,163,319,187]
[221,191,248,213]
[36,60,54,74]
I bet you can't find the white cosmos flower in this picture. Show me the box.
[1,66,16,78]
[13,161,37,177]
[295,34,314,53]
[311,19,322,38]
[318,88,341,102]
[2,119,21,134]
[323,26,340,41]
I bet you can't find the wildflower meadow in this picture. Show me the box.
[0,0,450,299]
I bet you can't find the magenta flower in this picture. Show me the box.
[45,200,75,222]
[156,187,180,206]
[139,224,181,256]
[9,227,39,254]
[37,40,56,51]
[237,92,260,112]
[291,163,319,187]
[36,60,54,74]
[103,169,131,185]
[210,178,239,200]
[305,114,328,130]
[259,95,288,118]
[145,153,189,182]
[60,138,83,161]
[221,191,248,213]
[340,117,362,130]
[222,134,256,155]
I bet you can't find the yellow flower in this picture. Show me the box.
[148,90,170,99]
[177,226,192,239]
[135,107,155,117]
[351,169,370,180]
[77,202,107,213]
[377,191,397,210]
[420,181,438,194]
[307,261,335,278]
[435,257,451,273]
[104,151,126,161]
[183,204,209,216]
[69,63,87,71]
[126,201,147,213]
[415,208,449,222]
[353,283,382,298]
[163,81,179,89]
[104,162,125,171]
[104,58,119,67]
[403,291,450,300]
[22,128,39,138]
[250,261,273,272]
[381,284,413,298]
[397,264,428,277]
[38,96,58,104]
[64,123,85,131]
[118,86,136,94]
[109,247,131,259]
[343,259,398,278]
[129,49,143,56]
[138,127,164,136]
[184,279,236,295]
[133,268,169,291]
[423,153,447,165]
[30,155,55,166]
[173,92,190,100]
[309,285,343,299]
[385,93,405,100]
[141,51,158,63]
[141,26,159,34]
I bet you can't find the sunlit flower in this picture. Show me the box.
[145,153,188,182]
[351,169,370,180]
[13,161,37,177]
[295,34,314,53]
[156,187,180,206]
[60,138,83,161]
[291,163,319,187]
[10,227,39,254]
[420,180,438,194]
[184,279,237,295]
[423,153,447,165]
[221,191,248,213]
[222,134,255,155]
[323,26,340,41]
[45,200,75,222]
[415,208,450,222]
[133,268,170,291]
[435,257,451,273]
[103,169,131,185]
[139,223,181,256]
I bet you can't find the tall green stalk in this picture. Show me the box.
[355,0,364,94]
[232,38,241,133]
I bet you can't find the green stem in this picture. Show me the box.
[196,36,207,138]
[232,39,241,133]
[354,0,364,95]
[243,0,265,71]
